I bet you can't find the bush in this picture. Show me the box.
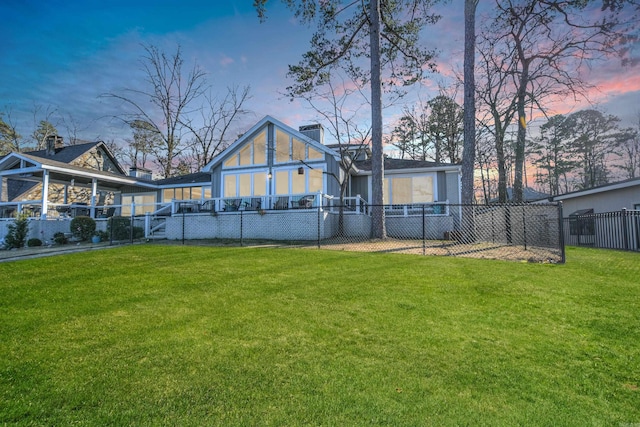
[70,216,96,241]
[27,238,43,247]
[53,232,68,245]
[4,214,29,249]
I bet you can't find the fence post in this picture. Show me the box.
[558,202,566,264]
[240,210,244,247]
[182,202,186,245]
[622,208,629,251]
[317,205,321,249]
[422,204,426,256]
[522,205,528,251]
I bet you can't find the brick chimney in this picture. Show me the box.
[45,135,63,156]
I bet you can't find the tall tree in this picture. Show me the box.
[0,112,21,154]
[427,95,464,163]
[255,0,441,238]
[615,116,640,179]
[564,109,625,189]
[461,0,478,205]
[529,114,577,195]
[104,44,207,178]
[126,120,159,170]
[32,120,59,150]
[483,0,638,202]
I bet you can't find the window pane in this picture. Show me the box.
[276,129,290,163]
[224,154,237,168]
[139,194,156,214]
[204,187,211,199]
[224,175,236,197]
[275,171,289,194]
[309,169,323,192]
[412,176,433,203]
[383,178,390,205]
[254,131,266,164]
[163,188,174,203]
[254,173,267,196]
[191,187,202,201]
[239,174,251,196]
[308,146,323,160]
[392,177,412,204]
[292,138,306,161]
[174,188,185,200]
[239,144,252,166]
[292,171,305,194]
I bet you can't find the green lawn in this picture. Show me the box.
[1,245,639,426]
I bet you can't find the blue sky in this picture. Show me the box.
[1,0,638,149]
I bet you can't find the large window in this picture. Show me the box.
[275,128,325,164]
[274,168,325,194]
[223,130,267,168]
[384,175,435,204]
[162,186,211,203]
[223,172,269,197]
[122,193,156,216]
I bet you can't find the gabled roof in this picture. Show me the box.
[353,157,460,174]
[0,151,151,188]
[552,177,640,201]
[24,141,127,175]
[202,115,341,171]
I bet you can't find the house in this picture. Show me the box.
[0,116,462,241]
[550,178,640,251]
[550,177,640,214]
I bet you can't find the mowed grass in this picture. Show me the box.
[0,246,639,426]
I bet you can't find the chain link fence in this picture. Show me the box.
[156,202,564,263]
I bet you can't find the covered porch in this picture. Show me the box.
[0,152,155,220]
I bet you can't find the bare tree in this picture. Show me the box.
[30,104,60,149]
[615,114,640,179]
[103,44,207,178]
[483,0,638,202]
[181,85,252,170]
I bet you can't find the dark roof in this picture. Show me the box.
[25,141,102,163]
[153,172,212,186]
[354,157,456,171]
[489,187,551,203]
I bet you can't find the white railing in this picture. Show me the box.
[384,200,450,217]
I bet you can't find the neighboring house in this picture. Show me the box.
[550,178,640,251]
[550,177,640,215]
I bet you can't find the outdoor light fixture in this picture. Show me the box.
[267,171,272,179]
[298,167,304,175]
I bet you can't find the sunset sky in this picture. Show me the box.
[1,0,638,148]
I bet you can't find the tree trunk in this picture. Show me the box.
[369,0,386,239]
[461,0,477,241]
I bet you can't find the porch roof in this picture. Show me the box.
[352,158,461,175]
[0,152,155,190]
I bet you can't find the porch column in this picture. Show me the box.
[41,170,50,219]
[90,178,98,218]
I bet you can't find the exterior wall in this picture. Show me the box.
[350,175,369,201]
[164,211,326,241]
[558,186,640,215]
[445,171,461,203]
[387,215,454,240]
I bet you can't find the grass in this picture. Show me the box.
[0,245,639,426]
